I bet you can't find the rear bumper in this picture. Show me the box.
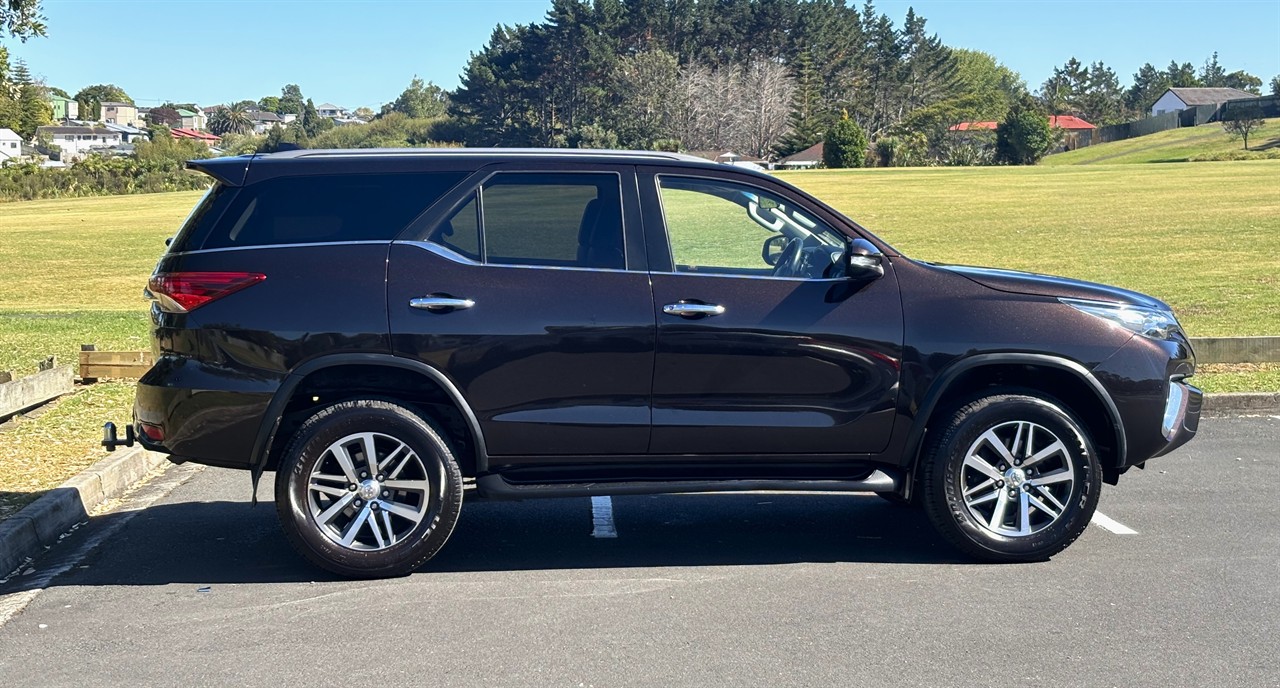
[133,355,278,470]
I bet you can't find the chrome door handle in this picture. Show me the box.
[410,296,475,312]
[663,302,726,318]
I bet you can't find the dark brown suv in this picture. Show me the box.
[115,149,1201,578]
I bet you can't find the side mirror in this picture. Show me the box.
[843,238,884,279]
[761,234,787,266]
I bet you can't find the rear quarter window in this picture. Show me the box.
[200,172,465,250]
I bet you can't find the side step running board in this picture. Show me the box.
[475,470,899,501]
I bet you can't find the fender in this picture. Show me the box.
[902,353,1127,474]
[248,353,490,499]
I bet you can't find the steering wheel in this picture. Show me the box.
[771,237,805,278]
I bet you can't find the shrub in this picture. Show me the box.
[823,112,868,169]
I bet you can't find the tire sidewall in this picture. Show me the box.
[276,402,460,576]
[934,396,1100,560]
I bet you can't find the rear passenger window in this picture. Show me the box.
[430,172,624,270]
[201,172,464,249]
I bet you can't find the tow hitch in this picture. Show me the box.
[102,421,136,451]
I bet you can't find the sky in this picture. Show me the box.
[6,0,1279,110]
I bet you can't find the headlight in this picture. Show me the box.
[1060,298,1183,340]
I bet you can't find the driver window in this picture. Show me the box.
[657,176,846,279]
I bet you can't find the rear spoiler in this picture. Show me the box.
[186,155,255,186]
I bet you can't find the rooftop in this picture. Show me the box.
[1165,87,1258,105]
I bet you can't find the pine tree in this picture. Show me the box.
[775,51,826,157]
[823,110,868,168]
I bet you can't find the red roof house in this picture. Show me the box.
[948,116,1096,132]
[171,127,221,143]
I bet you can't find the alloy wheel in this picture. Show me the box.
[959,420,1076,537]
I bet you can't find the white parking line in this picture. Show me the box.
[1091,511,1139,535]
[590,496,618,538]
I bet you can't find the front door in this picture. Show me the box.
[640,168,903,456]
[388,166,654,461]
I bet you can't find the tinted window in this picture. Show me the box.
[202,172,464,249]
[430,193,481,261]
[167,182,236,253]
[481,173,624,270]
[658,176,846,279]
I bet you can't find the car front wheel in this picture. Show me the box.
[921,392,1101,562]
[275,399,463,578]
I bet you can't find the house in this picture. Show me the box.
[1150,87,1257,116]
[247,109,284,134]
[778,142,824,169]
[99,101,142,127]
[102,122,149,143]
[35,125,123,161]
[48,95,79,122]
[0,128,23,163]
[316,103,346,118]
[175,108,207,131]
[171,127,220,145]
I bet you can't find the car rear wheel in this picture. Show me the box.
[921,392,1100,562]
[275,399,463,578]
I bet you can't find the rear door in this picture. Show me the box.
[640,166,903,456]
[388,163,655,462]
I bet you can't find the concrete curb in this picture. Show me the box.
[0,447,167,577]
[1202,392,1280,416]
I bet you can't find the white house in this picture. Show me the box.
[316,102,346,118]
[247,109,284,134]
[0,128,23,163]
[35,125,123,161]
[1150,87,1257,116]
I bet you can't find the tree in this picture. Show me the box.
[775,50,828,157]
[1199,51,1227,86]
[379,76,448,119]
[147,106,181,127]
[258,95,281,113]
[608,48,683,149]
[2,0,46,40]
[1165,60,1199,87]
[1222,104,1264,150]
[1223,70,1262,95]
[950,49,1024,122]
[74,84,132,121]
[996,94,1053,165]
[1124,63,1170,115]
[1272,75,1280,96]
[300,98,332,138]
[231,99,258,111]
[207,103,252,136]
[352,107,375,121]
[822,111,868,168]
[278,84,304,115]
[0,58,50,137]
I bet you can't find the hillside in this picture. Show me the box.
[1041,118,1280,165]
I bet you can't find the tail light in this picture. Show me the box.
[147,271,266,312]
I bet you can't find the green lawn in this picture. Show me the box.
[1042,118,1280,165]
[777,162,1280,339]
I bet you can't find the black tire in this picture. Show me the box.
[275,399,463,579]
[920,392,1100,563]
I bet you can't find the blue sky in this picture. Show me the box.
[7,0,1279,109]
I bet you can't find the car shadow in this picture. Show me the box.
[2,492,971,593]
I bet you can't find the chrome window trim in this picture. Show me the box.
[399,240,637,275]
[650,270,846,283]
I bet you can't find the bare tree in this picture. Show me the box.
[675,59,795,159]
[1222,104,1265,150]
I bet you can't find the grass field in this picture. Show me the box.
[1042,118,1280,166]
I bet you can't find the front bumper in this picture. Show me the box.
[1093,332,1201,468]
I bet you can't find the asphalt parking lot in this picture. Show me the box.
[0,415,1276,687]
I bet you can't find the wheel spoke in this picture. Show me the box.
[1034,485,1067,512]
[367,510,387,548]
[979,428,1017,466]
[965,487,1000,507]
[388,451,417,480]
[330,443,359,484]
[361,433,380,477]
[309,482,349,498]
[964,454,1003,482]
[988,490,1011,530]
[339,504,372,546]
[377,443,407,473]
[1024,439,1066,468]
[315,492,356,526]
[381,500,425,525]
[1027,492,1061,519]
[1016,491,1032,535]
[963,478,995,497]
[383,479,430,492]
[1010,422,1027,458]
[311,473,349,483]
[1030,469,1073,486]
[381,510,396,546]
